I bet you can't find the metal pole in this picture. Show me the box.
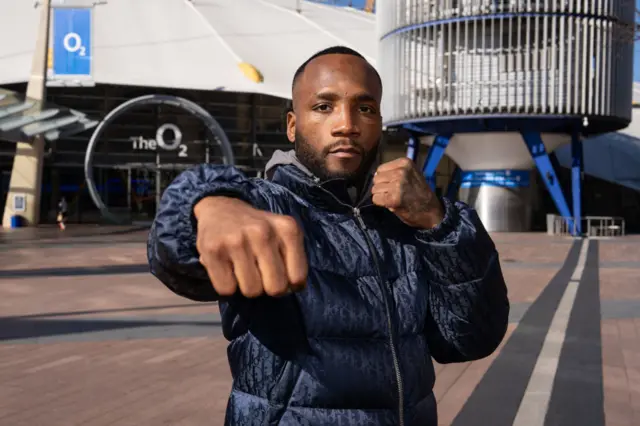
[1,0,51,227]
[155,153,161,212]
[571,131,583,236]
[406,132,420,161]
[127,167,132,211]
[296,0,301,13]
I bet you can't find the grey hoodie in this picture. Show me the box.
[264,149,316,181]
[264,149,376,205]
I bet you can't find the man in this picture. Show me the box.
[57,196,68,231]
[148,46,509,425]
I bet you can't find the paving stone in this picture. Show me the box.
[0,228,638,425]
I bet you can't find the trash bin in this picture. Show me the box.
[10,215,22,228]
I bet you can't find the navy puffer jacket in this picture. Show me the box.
[148,158,509,426]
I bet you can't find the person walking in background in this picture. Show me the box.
[57,196,68,231]
[148,46,510,425]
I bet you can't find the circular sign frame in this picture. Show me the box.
[84,94,235,224]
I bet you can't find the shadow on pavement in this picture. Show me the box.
[6,302,218,320]
[0,316,222,342]
[0,264,150,278]
[0,225,150,244]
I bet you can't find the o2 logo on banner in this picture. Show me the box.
[131,124,189,158]
[48,7,94,86]
[63,32,87,57]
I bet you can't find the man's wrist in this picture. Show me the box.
[416,199,445,229]
[194,196,244,221]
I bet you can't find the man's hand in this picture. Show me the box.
[194,197,308,298]
[371,157,445,229]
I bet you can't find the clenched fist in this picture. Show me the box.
[371,157,445,229]
[194,196,308,298]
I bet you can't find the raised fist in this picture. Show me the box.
[194,196,308,298]
[372,157,444,229]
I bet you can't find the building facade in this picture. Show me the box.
[377,0,636,232]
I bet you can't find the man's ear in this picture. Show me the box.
[286,111,296,143]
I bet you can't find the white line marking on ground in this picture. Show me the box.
[512,239,590,426]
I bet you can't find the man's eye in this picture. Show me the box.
[360,105,376,114]
[314,104,332,112]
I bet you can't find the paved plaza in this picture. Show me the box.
[0,226,639,425]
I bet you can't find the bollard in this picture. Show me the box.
[10,215,22,228]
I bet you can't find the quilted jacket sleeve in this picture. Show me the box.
[417,197,510,364]
[147,164,269,302]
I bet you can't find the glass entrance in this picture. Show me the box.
[130,167,156,222]
[106,163,190,224]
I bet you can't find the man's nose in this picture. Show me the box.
[331,106,360,136]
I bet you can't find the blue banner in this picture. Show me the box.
[307,0,373,11]
[52,8,92,77]
[460,170,530,188]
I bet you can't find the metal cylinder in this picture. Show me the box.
[459,184,533,232]
[377,0,636,131]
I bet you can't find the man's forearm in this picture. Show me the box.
[426,250,509,363]
[148,164,265,302]
[419,200,510,363]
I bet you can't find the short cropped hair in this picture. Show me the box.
[291,46,382,92]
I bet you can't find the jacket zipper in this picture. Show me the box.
[353,207,405,426]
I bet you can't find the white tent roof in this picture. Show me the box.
[0,0,376,100]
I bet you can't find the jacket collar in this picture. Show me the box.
[269,163,374,211]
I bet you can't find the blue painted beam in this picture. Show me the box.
[406,134,419,161]
[571,133,583,236]
[521,132,574,232]
[446,166,462,200]
[402,123,431,135]
[422,134,451,191]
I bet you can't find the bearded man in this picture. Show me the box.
[148,46,510,426]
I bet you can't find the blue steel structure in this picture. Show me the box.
[445,166,461,200]
[521,132,574,232]
[571,132,584,234]
[420,134,450,191]
[377,0,636,235]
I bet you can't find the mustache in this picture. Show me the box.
[323,140,365,156]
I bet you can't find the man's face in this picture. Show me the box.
[287,54,383,182]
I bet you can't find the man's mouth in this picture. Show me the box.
[328,147,362,159]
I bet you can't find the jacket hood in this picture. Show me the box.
[265,149,316,181]
[264,149,376,207]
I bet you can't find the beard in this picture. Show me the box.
[294,130,379,184]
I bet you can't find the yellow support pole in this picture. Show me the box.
[2,0,51,227]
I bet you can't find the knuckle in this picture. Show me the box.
[264,281,288,297]
[224,233,246,251]
[242,285,264,298]
[292,271,308,287]
[246,221,273,242]
[200,240,224,257]
[291,263,309,286]
[215,283,236,297]
[399,157,413,168]
[276,216,302,239]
